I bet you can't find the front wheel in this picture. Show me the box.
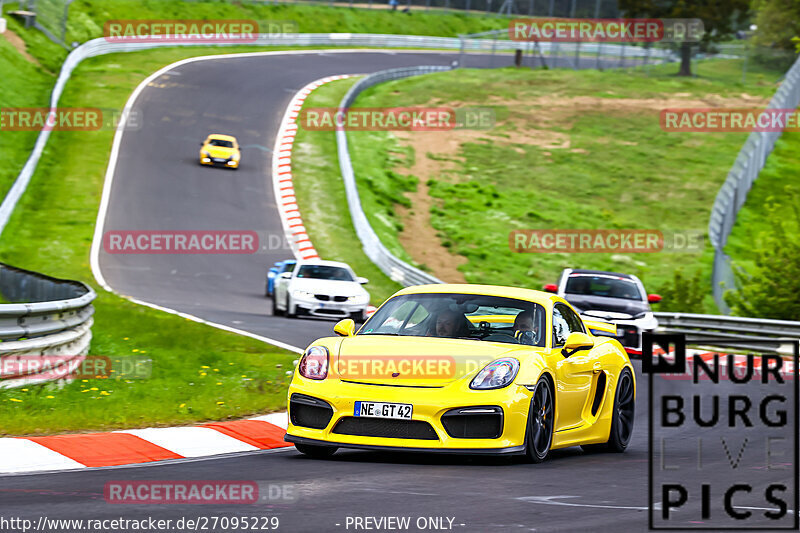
[582,367,635,453]
[295,443,337,458]
[272,293,283,316]
[286,296,296,318]
[524,376,554,463]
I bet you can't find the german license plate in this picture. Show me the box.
[354,401,412,419]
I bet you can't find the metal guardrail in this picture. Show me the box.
[655,312,800,354]
[337,66,451,286]
[0,32,641,239]
[708,53,800,313]
[0,263,96,389]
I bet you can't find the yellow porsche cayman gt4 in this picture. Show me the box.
[284,284,636,462]
[199,134,240,169]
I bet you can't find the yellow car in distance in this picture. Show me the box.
[285,284,636,462]
[199,134,240,169]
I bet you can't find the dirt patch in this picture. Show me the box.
[1,28,42,68]
[390,91,771,279]
[394,131,467,283]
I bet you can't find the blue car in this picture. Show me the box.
[266,260,296,297]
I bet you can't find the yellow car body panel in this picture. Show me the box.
[199,133,240,169]
[285,283,635,455]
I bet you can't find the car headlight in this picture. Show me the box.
[470,357,520,390]
[298,346,328,380]
[293,290,315,299]
[346,294,368,303]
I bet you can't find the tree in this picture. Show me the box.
[618,0,750,76]
[752,0,800,51]
[725,195,800,320]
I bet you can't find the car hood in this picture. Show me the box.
[564,294,649,319]
[333,335,525,387]
[291,278,366,297]
[203,146,237,159]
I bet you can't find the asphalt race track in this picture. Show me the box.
[13,50,792,532]
[4,361,794,532]
[96,50,640,350]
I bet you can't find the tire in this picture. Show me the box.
[295,443,337,458]
[272,293,283,316]
[350,311,365,323]
[286,296,296,318]
[524,376,554,463]
[265,282,271,297]
[582,367,635,453]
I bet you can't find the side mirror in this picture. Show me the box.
[334,319,355,337]
[268,267,278,274]
[356,277,369,285]
[199,142,204,146]
[279,272,292,279]
[562,332,594,357]
[647,293,662,304]
[543,283,558,293]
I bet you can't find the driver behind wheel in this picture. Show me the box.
[513,310,537,345]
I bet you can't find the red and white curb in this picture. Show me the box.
[272,74,356,262]
[0,413,290,474]
[270,73,376,320]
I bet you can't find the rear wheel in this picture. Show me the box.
[524,376,554,463]
[272,293,283,316]
[295,443,337,458]
[582,368,635,453]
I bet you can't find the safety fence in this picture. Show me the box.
[708,53,800,313]
[0,263,95,389]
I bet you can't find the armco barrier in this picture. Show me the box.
[0,33,668,240]
[336,66,450,286]
[708,53,800,313]
[0,263,96,389]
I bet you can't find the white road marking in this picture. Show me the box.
[117,427,259,457]
[0,439,86,473]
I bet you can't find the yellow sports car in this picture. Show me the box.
[199,134,240,169]
[284,284,636,462]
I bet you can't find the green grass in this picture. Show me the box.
[292,78,405,304]
[725,130,800,277]
[334,60,786,312]
[0,31,54,199]
[0,46,326,436]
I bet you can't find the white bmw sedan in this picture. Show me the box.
[272,260,370,321]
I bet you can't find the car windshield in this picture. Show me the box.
[296,265,354,281]
[281,262,296,273]
[359,293,546,346]
[209,139,234,148]
[565,274,642,301]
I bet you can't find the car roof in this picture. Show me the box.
[207,134,237,142]
[297,259,352,269]
[394,283,561,306]
[568,269,635,280]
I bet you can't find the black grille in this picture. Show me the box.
[332,417,438,440]
[618,326,639,348]
[290,394,334,430]
[441,406,503,439]
[333,296,348,302]
[314,294,330,301]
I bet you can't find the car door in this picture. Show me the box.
[551,303,596,431]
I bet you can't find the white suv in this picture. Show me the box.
[544,268,661,355]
